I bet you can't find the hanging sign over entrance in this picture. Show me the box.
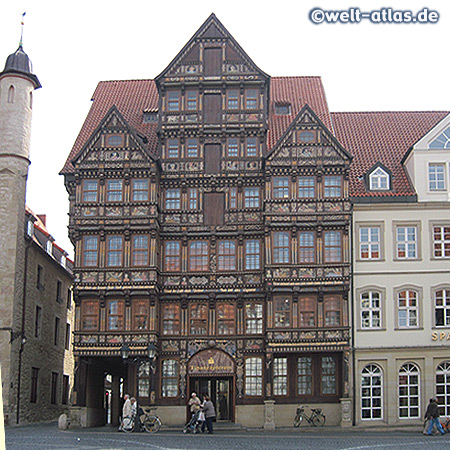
[188,349,235,376]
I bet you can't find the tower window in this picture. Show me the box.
[8,85,15,103]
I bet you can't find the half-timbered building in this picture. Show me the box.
[62,14,352,428]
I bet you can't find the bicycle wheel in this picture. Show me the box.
[312,414,326,427]
[122,416,135,433]
[293,415,303,427]
[143,415,162,433]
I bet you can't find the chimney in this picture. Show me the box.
[37,214,46,226]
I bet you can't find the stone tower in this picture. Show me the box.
[0,44,40,424]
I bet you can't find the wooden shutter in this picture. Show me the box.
[204,144,221,174]
[204,193,224,226]
[204,48,222,75]
[203,94,221,124]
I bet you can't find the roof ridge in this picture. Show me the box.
[331,110,449,115]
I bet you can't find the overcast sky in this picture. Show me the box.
[1,0,449,258]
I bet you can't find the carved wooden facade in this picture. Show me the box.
[63,14,352,423]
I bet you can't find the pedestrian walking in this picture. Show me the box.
[201,394,216,434]
[424,397,445,436]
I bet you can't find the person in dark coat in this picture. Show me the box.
[425,397,445,435]
[201,394,216,434]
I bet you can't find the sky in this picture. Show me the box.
[1,0,449,258]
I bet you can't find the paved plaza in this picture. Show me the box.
[5,422,450,450]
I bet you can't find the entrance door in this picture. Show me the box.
[189,377,233,421]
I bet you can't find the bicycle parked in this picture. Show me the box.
[293,406,326,427]
[121,406,162,433]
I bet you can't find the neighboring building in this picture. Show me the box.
[62,14,352,428]
[0,45,74,425]
[333,111,450,426]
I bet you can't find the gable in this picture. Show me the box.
[71,106,154,170]
[266,105,351,168]
[155,14,269,81]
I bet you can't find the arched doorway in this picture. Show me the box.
[187,348,235,422]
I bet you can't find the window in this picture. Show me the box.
[217,240,236,271]
[245,357,263,396]
[396,226,417,259]
[299,296,316,327]
[360,227,380,260]
[361,292,381,328]
[398,290,418,328]
[138,361,151,398]
[64,323,70,350]
[323,175,342,198]
[324,231,342,263]
[321,356,337,395]
[399,363,420,418]
[186,138,199,158]
[190,303,208,335]
[244,187,259,208]
[275,104,291,115]
[81,300,99,331]
[227,90,239,110]
[369,167,389,190]
[298,131,315,143]
[27,220,34,237]
[430,127,450,148]
[298,176,315,198]
[164,241,181,272]
[274,296,291,327]
[246,137,257,157]
[161,360,179,397]
[227,138,239,157]
[244,240,260,270]
[132,235,149,266]
[167,91,180,111]
[30,367,39,403]
[229,187,237,208]
[165,189,181,210]
[324,295,341,326]
[83,236,98,267]
[67,289,72,310]
[361,364,383,420]
[273,232,290,264]
[186,90,198,111]
[435,289,450,327]
[54,317,60,346]
[188,241,208,271]
[143,111,158,123]
[107,236,123,267]
[82,180,98,202]
[46,240,53,256]
[433,226,450,258]
[436,361,450,416]
[245,89,258,109]
[56,280,63,303]
[50,372,59,404]
[37,264,43,289]
[273,358,288,396]
[107,299,124,330]
[217,303,236,335]
[297,357,313,395]
[106,180,123,202]
[132,300,148,330]
[162,304,180,335]
[132,179,149,201]
[106,135,123,147]
[8,85,15,103]
[188,188,198,210]
[62,375,70,405]
[245,303,263,334]
[34,306,42,338]
[299,232,315,263]
[429,164,445,191]
[273,177,289,198]
[167,139,179,158]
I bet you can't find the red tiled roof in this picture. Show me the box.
[61,80,159,174]
[268,77,332,149]
[331,111,449,198]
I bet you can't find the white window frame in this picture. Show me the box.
[395,224,419,260]
[397,289,419,329]
[432,225,450,259]
[359,226,381,260]
[428,163,446,191]
[369,167,389,191]
[361,291,382,329]
[361,364,383,420]
[436,361,450,416]
[398,363,420,419]
[434,288,450,327]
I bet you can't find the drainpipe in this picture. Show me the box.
[16,239,31,424]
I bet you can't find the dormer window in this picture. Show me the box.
[369,166,390,191]
[430,127,450,149]
[275,103,291,115]
[27,220,34,237]
[143,111,158,123]
[46,240,53,256]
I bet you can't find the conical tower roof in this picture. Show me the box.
[0,45,41,89]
